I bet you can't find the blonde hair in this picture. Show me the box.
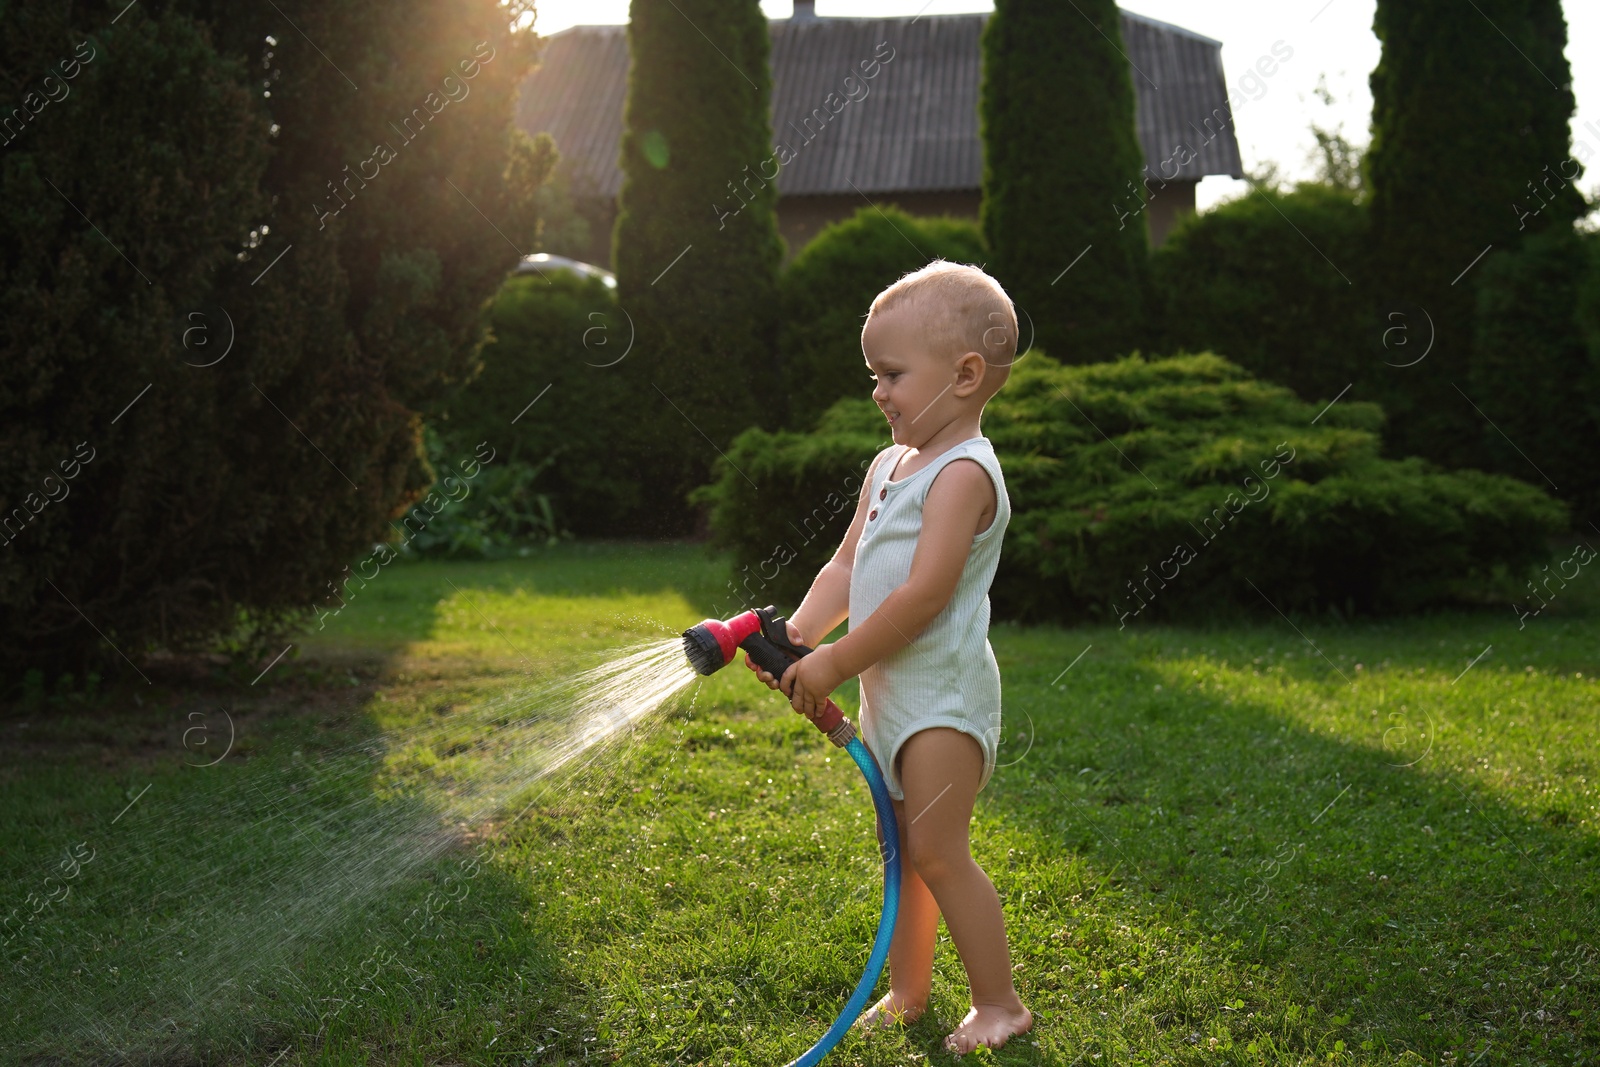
[865,259,1018,367]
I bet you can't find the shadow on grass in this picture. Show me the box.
[976,640,1600,1061]
[0,548,719,1063]
[0,678,584,1065]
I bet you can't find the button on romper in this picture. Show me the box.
[848,437,1011,801]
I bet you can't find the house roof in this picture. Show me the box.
[517,9,1243,201]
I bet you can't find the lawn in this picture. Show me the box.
[2,542,1597,1066]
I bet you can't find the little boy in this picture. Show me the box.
[747,260,1032,1053]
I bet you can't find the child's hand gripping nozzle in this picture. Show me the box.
[682,607,856,748]
[682,607,899,1067]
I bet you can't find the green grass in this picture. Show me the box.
[2,542,1597,1065]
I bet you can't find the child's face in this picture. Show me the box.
[862,307,955,447]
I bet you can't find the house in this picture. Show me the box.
[517,2,1243,265]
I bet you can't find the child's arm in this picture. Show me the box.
[784,458,995,718]
[745,450,889,688]
[788,455,887,645]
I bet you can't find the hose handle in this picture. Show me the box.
[742,607,854,747]
[755,605,816,658]
[738,606,812,676]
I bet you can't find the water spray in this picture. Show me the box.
[682,607,901,1067]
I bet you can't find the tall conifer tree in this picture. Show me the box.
[1366,0,1582,465]
[980,0,1149,363]
[613,0,782,532]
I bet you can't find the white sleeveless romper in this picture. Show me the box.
[849,437,1011,801]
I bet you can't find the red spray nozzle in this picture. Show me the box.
[680,607,855,747]
[681,609,763,676]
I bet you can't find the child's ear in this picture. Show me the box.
[953,351,986,396]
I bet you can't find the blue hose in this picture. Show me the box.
[784,734,902,1067]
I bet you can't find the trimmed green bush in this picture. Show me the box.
[698,353,1567,624]
[1367,0,1583,465]
[1152,183,1369,408]
[611,0,782,533]
[980,0,1148,362]
[436,271,639,535]
[779,206,986,429]
[690,402,888,616]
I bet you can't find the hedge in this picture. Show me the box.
[778,206,986,429]
[1151,184,1369,410]
[436,271,638,536]
[697,353,1567,624]
[1470,225,1600,526]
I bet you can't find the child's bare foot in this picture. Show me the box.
[943,1001,1033,1054]
[857,989,927,1031]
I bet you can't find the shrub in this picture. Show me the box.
[403,461,566,557]
[535,164,602,264]
[1151,184,1370,408]
[779,207,987,429]
[396,429,565,557]
[698,353,1568,624]
[0,0,544,679]
[690,402,889,615]
[980,0,1148,362]
[435,271,638,535]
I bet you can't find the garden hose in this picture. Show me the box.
[682,607,902,1065]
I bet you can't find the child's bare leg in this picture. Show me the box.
[860,795,938,1028]
[898,728,1032,1054]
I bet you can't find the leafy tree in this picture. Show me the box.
[1366,0,1583,464]
[612,0,782,533]
[0,0,546,679]
[1307,77,1365,194]
[980,0,1148,363]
